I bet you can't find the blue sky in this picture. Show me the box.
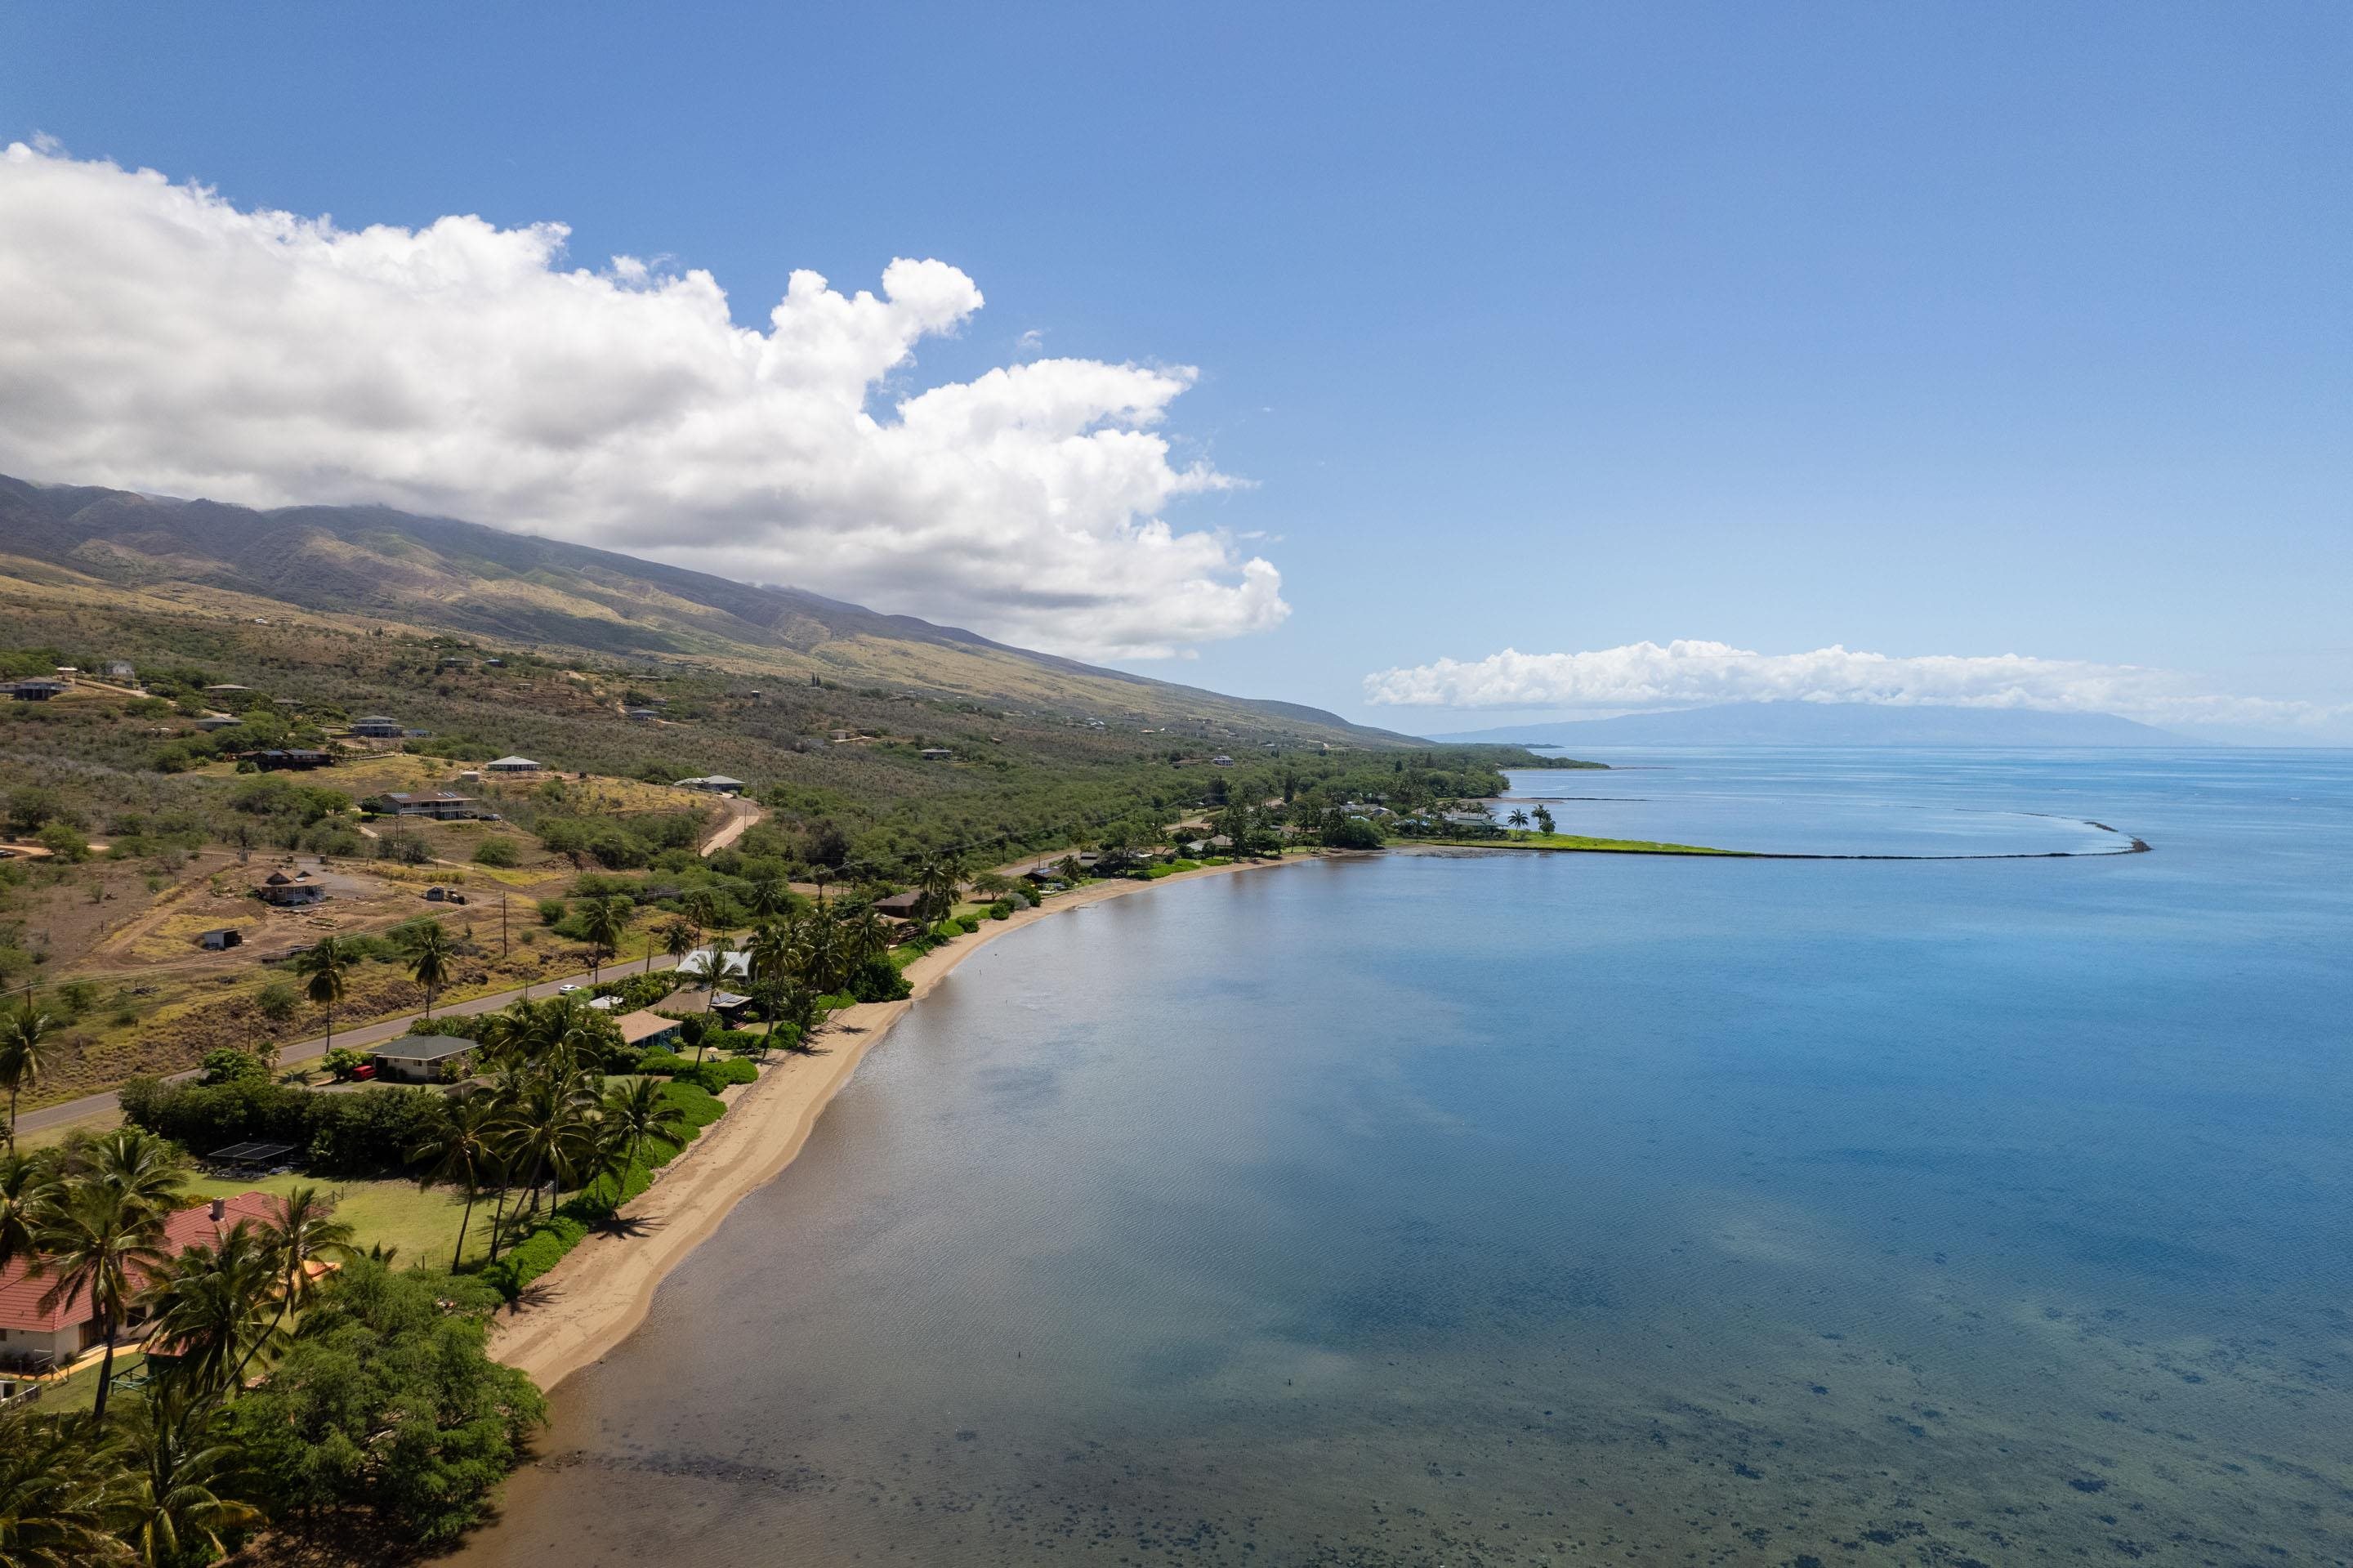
[2,3,2346,738]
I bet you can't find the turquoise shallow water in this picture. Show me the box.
[455,749,2353,1566]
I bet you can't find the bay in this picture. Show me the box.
[454,748,2353,1565]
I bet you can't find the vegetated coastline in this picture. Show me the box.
[487,852,1310,1392]
[1408,815,2150,861]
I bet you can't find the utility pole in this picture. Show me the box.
[501,894,509,958]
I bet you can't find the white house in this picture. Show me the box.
[484,755,542,775]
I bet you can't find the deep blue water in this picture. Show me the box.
[458,749,2353,1566]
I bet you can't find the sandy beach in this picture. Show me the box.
[485,854,1306,1392]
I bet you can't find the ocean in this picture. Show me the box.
[453,748,2353,1566]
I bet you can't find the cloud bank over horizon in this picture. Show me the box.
[1364,640,2348,735]
[0,142,1286,659]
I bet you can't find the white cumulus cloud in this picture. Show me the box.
[1363,640,2348,734]
[0,143,1287,659]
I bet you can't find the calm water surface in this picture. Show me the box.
[456,749,2353,1566]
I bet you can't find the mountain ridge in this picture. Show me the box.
[1426,702,2195,748]
[0,473,1402,744]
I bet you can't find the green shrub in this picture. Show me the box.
[200,1047,271,1086]
[955,913,982,933]
[847,954,910,1003]
[536,897,567,925]
[988,900,1012,919]
[471,836,519,867]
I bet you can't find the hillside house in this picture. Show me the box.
[919,748,952,761]
[257,872,326,908]
[249,748,334,771]
[3,681,65,702]
[365,790,477,820]
[484,755,542,775]
[676,775,746,795]
[0,1192,279,1370]
[198,927,243,951]
[104,660,136,680]
[350,716,405,738]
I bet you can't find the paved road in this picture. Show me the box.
[16,951,694,1137]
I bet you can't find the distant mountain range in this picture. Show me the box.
[1426,702,2194,748]
[0,474,1404,744]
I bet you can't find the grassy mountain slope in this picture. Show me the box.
[0,474,1397,743]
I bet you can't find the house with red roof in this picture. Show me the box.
[0,1191,279,1371]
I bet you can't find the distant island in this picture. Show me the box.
[1426,702,2194,748]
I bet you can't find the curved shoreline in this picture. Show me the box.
[484,853,1308,1393]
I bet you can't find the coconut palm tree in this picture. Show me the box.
[688,932,739,994]
[494,1068,601,1218]
[110,1383,262,1567]
[0,998,59,1154]
[289,936,350,1055]
[662,919,695,973]
[33,1181,172,1422]
[229,1186,353,1386]
[404,919,454,1019]
[140,1221,283,1401]
[746,922,795,1039]
[1531,805,1556,835]
[1507,808,1529,835]
[916,856,963,928]
[747,878,789,921]
[580,895,631,985]
[599,1077,690,1186]
[0,1402,132,1566]
[681,889,720,947]
[0,1149,55,1274]
[410,1094,502,1271]
[80,1130,188,1217]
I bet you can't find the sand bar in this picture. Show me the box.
[486,855,1305,1392]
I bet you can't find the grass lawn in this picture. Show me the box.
[1419,833,1747,855]
[184,1171,489,1272]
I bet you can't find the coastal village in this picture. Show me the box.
[0,639,1560,1476]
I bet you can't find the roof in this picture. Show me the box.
[680,946,750,979]
[0,1191,278,1333]
[676,775,745,788]
[354,715,399,724]
[373,1035,476,1063]
[377,790,472,805]
[873,890,922,914]
[615,1009,681,1045]
[485,755,541,767]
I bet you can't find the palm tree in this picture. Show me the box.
[916,856,963,928]
[1531,804,1556,835]
[599,1077,690,1186]
[80,1130,188,1217]
[674,1013,713,1067]
[230,1186,354,1385]
[681,889,720,947]
[0,1149,54,1274]
[0,998,56,1153]
[493,1068,601,1218]
[33,1181,172,1422]
[580,895,630,985]
[0,1402,132,1566]
[140,1221,283,1401]
[404,919,453,1019]
[110,1383,262,1568]
[662,919,694,974]
[746,921,794,1035]
[289,936,350,1055]
[411,1095,502,1271]
[1507,808,1529,835]
[747,878,789,921]
[689,932,739,994]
